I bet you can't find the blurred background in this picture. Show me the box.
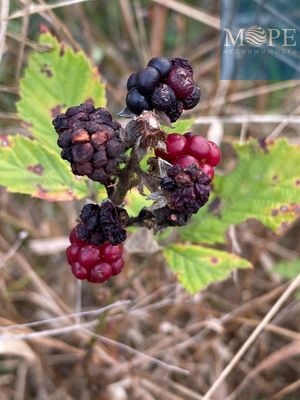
[0,1,300,399]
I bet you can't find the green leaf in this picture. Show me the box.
[17,32,106,151]
[125,188,152,217]
[165,118,195,134]
[0,135,87,201]
[180,139,300,244]
[164,244,251,293]
[273,260,300,280]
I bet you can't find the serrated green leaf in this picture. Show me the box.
[17,32,106,151]
[165,118,195,134]
[0,135,87,200]
[164,244,251,293]
[180,139,300,244]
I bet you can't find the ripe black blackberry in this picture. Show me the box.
[52,103,127,186]
[125,57,201,122]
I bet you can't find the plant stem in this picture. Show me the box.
[111,149,141,205]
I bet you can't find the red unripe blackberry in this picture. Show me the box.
[67,207,126,283]
[185,134,210,162]
[67,231,125,283]
[207,141,221,167]
[174,154,201,169]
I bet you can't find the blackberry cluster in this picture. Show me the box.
[126,57,201,122]
[155,132,221,180]
[153,164,211,229]
[67,227,124,283]
[52,103,127,186]
[76,201,128,246]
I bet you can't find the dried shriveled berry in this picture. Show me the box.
[77,201,129,246]
[182,84,201,110]
[52,103,127,186]
[150,84,177,112]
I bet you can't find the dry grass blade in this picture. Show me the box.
[202,273,300,400]
[8,0,91,20]
[151,0,220,29]
[270,379,300,400]
[267,103,300,139]
[227,340,300,399]
[200,81,300,109]
[0,0,9,64]
[82,327,191,376]
[16,0,31,79]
